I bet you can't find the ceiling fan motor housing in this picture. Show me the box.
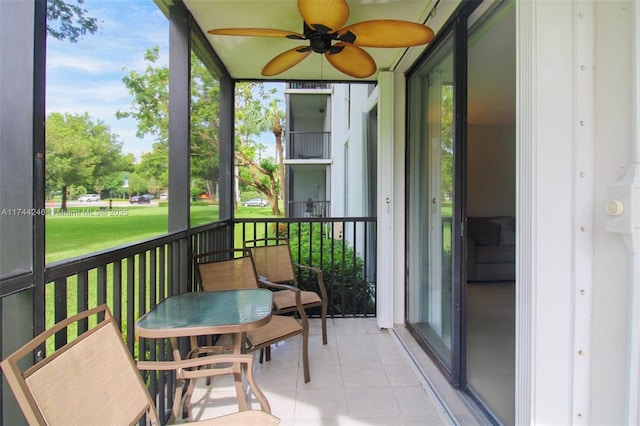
[304,23,337,54]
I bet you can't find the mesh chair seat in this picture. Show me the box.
[1,305,280,426]
[195,249,311,383]
[247,315,304,348]
[245,238,329,345]
[273,289,322,311]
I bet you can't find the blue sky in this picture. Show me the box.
[46,0,282,160]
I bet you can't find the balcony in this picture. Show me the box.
[286,82,331,90]
[288,131,331,160]
[31,218,376,420]
[289,200,330,218]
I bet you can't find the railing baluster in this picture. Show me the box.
[97,265,107,307]
[150,248,157,309]
[40,218,374,422]
[77,270,89,332]
[125,256,135,355]
[363,220,369,315]
[159,245,166,301]
[53,277,67,350]
[113,259,122,328]
[138,253,146,355]
[351,220,358,315]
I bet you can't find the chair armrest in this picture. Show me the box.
[139,354,272,414]
[258,277,300,293]
[293,263,328,302]
[257,277,309,328]
[138,353,254,372]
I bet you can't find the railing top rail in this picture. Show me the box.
[233,217,376,224]
[43,217,375,282]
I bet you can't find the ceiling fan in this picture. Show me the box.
[207,0,434,78]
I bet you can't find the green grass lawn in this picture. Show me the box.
[45,204,280,263]
[43,203,281,354]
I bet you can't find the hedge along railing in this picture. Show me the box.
[234,217,377,317]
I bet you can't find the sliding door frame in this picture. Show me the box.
[404,0,481,388]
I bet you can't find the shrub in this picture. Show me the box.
[287,223,375,317]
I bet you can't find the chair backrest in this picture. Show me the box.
[195,249,260,291]
[1,305,159,425]
[244,238,297,284]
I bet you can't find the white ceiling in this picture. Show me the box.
[184,0,441,81]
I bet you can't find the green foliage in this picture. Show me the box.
[287,223,375,316]
[117,51,286,215]
[46,112,130,209]
[241,191,261,201]
[117,47,169,141]
[46,0,98,43]
[234,83,284,215]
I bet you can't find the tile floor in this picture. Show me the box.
[184,318,453,425]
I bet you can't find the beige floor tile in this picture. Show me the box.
[333,318,368,335]
[382,363,422,388]
[184,319,451,425]
[393,386,441,417]
[299,364,344,388]
[308,343,340,366]
[345,388,402,418]
[295,387,349,419]
[342,364,391,388]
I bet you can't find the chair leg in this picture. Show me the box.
[265,344,271,362]
[301,327,310,383]
[259,348,264,364]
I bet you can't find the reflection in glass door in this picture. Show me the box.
[407,33,455,371]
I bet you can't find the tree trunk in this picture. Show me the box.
[276,133,285,206]
[273,116,285,214]
[61,185,68,211]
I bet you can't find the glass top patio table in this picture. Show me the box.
[136,289,273,339]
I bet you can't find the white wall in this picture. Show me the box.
[591,1,636,423]
[518,1,637,424]
[519,2,582,423]
[291,169,327,202]
[330,84,349,217]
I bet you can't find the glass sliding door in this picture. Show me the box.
[407,33,456,370]
[406,0,516,423]
[465,2,516,424]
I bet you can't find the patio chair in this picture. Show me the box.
[0,304,280,426]
[244,238,328,345]
[195,249,311,383]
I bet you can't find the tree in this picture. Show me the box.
[46,112,128,209]
[118,48,283,213]
[47,0,98,43]
[234,84,283,214]
[246,97,286,206]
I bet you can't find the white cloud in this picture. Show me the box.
[47,54,118,74]
[46,1,168,157]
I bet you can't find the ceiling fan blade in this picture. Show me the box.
[208,28,305,40]
[262,46,312,76]
[297,0,349,33]
[325,42,376,78]
[338,20,434,47]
